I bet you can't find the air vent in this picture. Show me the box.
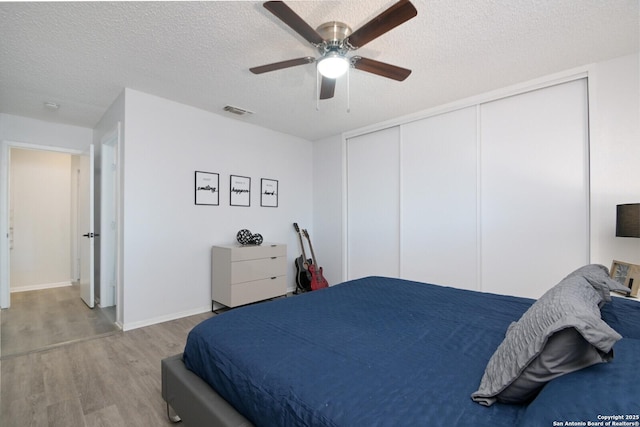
[223,105,253,116]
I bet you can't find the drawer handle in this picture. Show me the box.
[271,277,277,280]
[271,257,277,259]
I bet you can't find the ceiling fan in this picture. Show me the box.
[250,0,417,100]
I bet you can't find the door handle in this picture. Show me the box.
[82,233,101,238]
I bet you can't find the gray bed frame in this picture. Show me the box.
[161,353,253,426]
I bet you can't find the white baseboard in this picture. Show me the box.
[10,281,73,293]
[122,305,211,331]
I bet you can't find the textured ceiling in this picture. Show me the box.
[0,1,638,141]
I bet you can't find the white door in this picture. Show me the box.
[79,144,94,308]
[480,79,589,298]
[401,107,479,290]
[346,126,400,279]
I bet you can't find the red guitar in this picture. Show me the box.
[302,229,329,290]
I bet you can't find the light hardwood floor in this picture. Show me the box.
[1,284,120,358]
[1,311,215,426]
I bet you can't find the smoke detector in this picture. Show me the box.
[44,101,60,110]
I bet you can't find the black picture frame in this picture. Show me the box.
[194,171,219,206]
[230,175,251,206]
[260,178,278,207]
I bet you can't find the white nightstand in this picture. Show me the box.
[211,243,287,308]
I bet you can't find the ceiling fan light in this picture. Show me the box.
[317,53,349,79]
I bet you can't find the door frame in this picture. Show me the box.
[99,124,121,309]
[0,140,83,308]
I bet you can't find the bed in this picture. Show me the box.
[162,266,640,426]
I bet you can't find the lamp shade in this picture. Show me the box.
[317,53,349,79]
[616,203,640,238]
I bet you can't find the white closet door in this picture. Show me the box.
[480,79,589,298]
[401,107,479,290]
[347,127,400,280]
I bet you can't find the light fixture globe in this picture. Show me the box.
[317,52,349,78]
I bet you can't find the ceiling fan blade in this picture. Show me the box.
[352,57,412,81]
[250,57,315,74]
[263,1,324,45]
[319,77,336,100]
[346,0,417,49]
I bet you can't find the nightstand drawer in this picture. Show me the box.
[231,257,286,283]
[227,276,286,307]
[230,244,286,261]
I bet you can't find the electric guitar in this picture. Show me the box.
[302,228,329,290]
[293,223,312,293]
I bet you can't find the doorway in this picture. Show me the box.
[0,143,119,358]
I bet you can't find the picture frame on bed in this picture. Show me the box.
[260,178,278,207]
[194,171,219,206]
[230,175,251,207]
[610,260,640,297]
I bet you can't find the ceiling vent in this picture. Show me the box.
[223,105,253,116]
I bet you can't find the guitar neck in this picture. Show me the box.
[293,223,309,262]
[303,229,318,266]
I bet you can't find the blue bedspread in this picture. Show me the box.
[183,276,640,426]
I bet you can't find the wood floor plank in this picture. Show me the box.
[84,404,125,427]
[1,352,45,404]
[41,348,80,407]
[69,341,111,416]
[46,398,86,427]
[3,393,48,427]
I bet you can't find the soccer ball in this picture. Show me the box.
[236,229,252,245]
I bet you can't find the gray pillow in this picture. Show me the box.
[566,264,630,304]
[496,327,612,404]
[471,268,622,406]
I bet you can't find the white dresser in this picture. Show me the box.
[211,243,287,308]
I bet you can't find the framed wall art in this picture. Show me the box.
[610,260,640,297]
[194,171,219,206]
[261,178,278,207]
[230,175,251,206]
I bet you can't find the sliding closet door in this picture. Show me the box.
[480,79,589,298]
[347,127,400,279]
[401,107,478,290]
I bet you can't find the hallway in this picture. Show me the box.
[0,284,119,359]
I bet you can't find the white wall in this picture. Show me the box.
[313,53,640,286]
[121,89,313,330]
[589,54,640,267]
[9,148,73,291]
[0,113,93,151]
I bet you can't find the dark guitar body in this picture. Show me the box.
[294,255,312,293]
